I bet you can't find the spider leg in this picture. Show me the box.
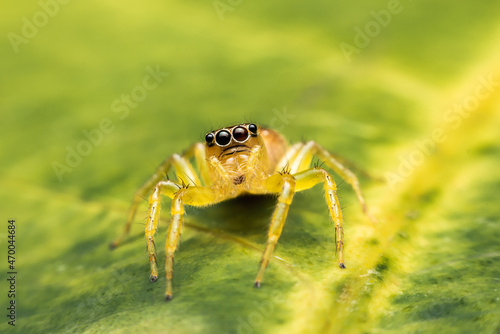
[181,142,210,186]
[279,141,376,223]
[311,142,377,222]
[110,143,207,248]
[145,152,226,301]
[161,186,222,301]
[274,142,303,173]
[145,180,181,282]
[294,167,347,268]
[254,173,296,287]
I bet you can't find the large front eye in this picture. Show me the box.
[232,126,249,142]
[205,133,215,146]
[215,130,231,146]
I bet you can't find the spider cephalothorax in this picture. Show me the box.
[204,124,270,186]
[111,122,375,300]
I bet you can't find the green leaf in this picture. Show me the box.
[1,1,500,333]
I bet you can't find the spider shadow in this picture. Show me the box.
[187,194,278,236]
[110,194,278,250]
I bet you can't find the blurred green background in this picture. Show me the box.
[1,1,500,333]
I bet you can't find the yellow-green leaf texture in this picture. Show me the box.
[1,1,500,333]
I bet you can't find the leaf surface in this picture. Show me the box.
[1,1,500,333]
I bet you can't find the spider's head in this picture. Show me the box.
[204,123,262,160]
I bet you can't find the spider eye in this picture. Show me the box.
[248,123,258,135]
[232,126,249,142]
[215,130,231,146]
[205,133,214,145]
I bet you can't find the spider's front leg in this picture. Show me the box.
[255,173,296,287]
[254,167,347,287]
[293,167,346,268]
[150,185,220,301]
[145,180,180,282]
[278,141,377,223]
[312,142,377,223]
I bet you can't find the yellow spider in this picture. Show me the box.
[110,123,375,300]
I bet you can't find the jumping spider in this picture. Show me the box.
[110,123,375,300]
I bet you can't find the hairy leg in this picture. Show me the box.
[312,142,377,222]
[254,173,296,287]
[276,141,376,223]
[294,167,346,268]
[145,180,181,282]
[274,142,303,173]
[183,142,211,186]
[110,143,208,248]
[163,186,221,300]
